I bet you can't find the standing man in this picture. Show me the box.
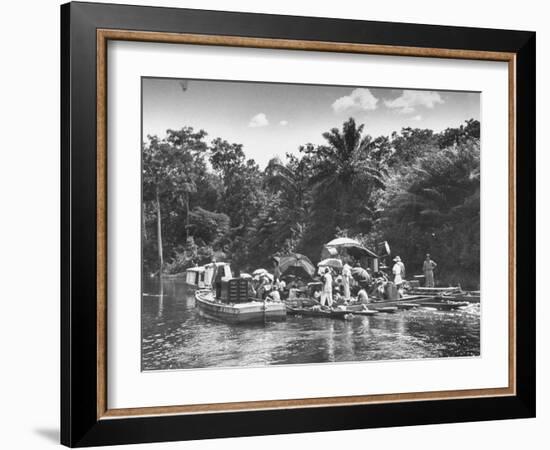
[342,261,352,301]
[392,256,405,286]
[320,267,333,308]
[272,257,281,283]
[423,253,438,287]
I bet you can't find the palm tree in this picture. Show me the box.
[264,155,310,217]
[309,118,386,229]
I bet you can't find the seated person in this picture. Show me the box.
[357,288,370,304]
[267,289,281,302]
[332,287,345,305]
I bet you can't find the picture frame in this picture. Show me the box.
[61,1,535,447]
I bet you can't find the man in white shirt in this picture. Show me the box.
[320,267,333,307]
[392,256,405,286]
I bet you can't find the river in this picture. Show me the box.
[142,278,480,371]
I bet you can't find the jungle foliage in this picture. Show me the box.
[142,118,480,288]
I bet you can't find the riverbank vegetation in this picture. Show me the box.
[142,118,480,288]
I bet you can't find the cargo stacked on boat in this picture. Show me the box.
[219,278,249,303]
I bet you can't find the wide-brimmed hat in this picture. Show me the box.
[393,256,402,262]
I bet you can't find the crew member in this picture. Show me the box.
[392,256,405,287]
[423,253,438,287]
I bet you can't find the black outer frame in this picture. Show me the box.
[61,1,536,447]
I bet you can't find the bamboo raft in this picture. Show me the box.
[285,290,476,320]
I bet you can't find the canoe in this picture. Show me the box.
[396,303,418,310]
[418,301,469,310]
[288,306,378,320]
[441,293,481,303]
[370,306,398,313]
[284,297,319,308]
[366,295,436,308]
[334,309,378,317]
[409,286,462,294]
[195,289,286,324]
[287,306,333,318]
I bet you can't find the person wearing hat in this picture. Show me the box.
[423,253,437,287]
[392,256,405,286]
[256,275,270,300]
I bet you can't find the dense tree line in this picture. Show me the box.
[143,118,480,288]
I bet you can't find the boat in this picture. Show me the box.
[365,294,436,308]
[417,301,470,310]
[370,306,398,313]
[287,306,333,318]
[287,304,379,320]
[331,308,378,318]
[407,286,462,296]
[441,291,481,303]
[195,289,286,324]
[396,303,418,310]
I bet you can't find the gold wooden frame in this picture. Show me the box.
[96,29,516,420]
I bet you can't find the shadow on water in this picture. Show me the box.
[141,278,480,370]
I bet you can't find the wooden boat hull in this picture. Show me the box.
[331,309,378,318]
[443,294,480,303]
[288,306,379,319]
[287,306,332,318]
[396,303,418,310]
[366,295,435,308]
[418,301,469,310]
[370,306,398,313]
[195,290,286,324]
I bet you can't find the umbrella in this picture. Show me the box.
[318,258,343,270]
[324,237,378,259]
[253,273,274,282]
[253,268,269,276]
[281,265,313,280]
[278,253,316,278]
[351,267,370,281]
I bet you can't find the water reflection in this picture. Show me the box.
[141,278,480,371]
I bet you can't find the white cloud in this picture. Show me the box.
[332,88,379,114]
[248,113,269,127]
[279,120,288,126]
[411,115,422,121]
[384,90,444,114]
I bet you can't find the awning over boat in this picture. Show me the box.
[323,237,378,259]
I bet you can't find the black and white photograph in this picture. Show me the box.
[141,77,482,371]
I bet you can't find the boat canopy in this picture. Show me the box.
[323,237,378,259]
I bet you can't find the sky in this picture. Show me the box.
[142,77,480,169]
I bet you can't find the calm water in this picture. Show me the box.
[141,278,480,371]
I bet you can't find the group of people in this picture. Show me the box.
[317,253,438,307]
[317,261,368,307]
[390,253,438,289]
[242,252,438,307]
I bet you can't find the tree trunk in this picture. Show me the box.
[155,187,164,277]
[142,203,148,241]
[185,192,190,241]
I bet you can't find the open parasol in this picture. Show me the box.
[278,253,315,279]
[253,268,269,276]
[351,266,370,281]
[318,258,343,270]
